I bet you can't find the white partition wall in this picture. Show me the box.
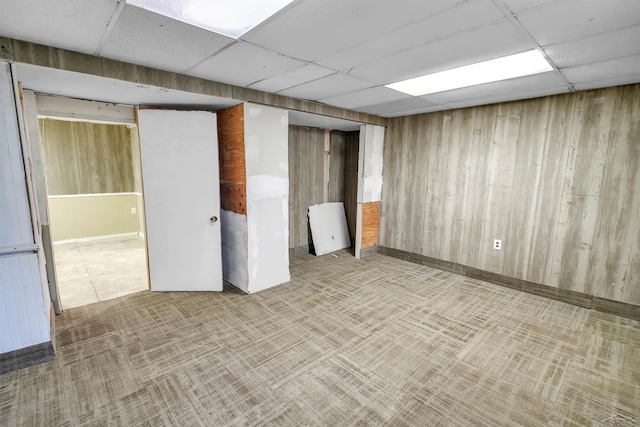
[217,103,290,294]
[244,103,290,292]
[355,124,385,259]
[0,62,52,361]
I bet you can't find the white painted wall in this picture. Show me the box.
[0,61,51,353]
[355,124,385,258]
[244,103,290,293]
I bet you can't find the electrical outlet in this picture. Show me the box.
[493,239,502,250]
[131,207,137,215]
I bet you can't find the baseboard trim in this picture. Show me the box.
[377,246,639,321]
[358,245,378,258]
[0,341,55,375]
[53,232,140,246]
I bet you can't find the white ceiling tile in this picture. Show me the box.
[421,71,568,105]
[561,54,640,85]
[0,0,120,54]
[500,0,554,14]
[349,19,533,84]
[444,85,570,110]
[516,0,640,46]
[277,73,375,100]
[187,41,306,87]
[319,86,410,110]
[353,97,437,116]
[573,75,640,91]
[248,64,335,92]
[316,1,505,71]
[100,5,235,73]
[543,25,640,68]
[242,0,466,62]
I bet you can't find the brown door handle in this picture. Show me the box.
[210,216,218,223]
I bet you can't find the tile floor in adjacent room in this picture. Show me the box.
[1,250,638,426]
[54,235,148,309]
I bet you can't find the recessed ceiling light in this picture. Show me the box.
[128,0,295,39]
[386,50,554,96]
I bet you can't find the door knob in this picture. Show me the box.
[210,216,218,223]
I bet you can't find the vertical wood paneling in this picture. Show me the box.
[328,131,346,203]
[344,131,359,242]
[439,109,476,263]
[587,85,640,303]
[39,119,133,195]
[381,84,640,306]
[288,126,324,252]
[551,89,615,295]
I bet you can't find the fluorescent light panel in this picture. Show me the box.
[386,50,554,96]
[128,0,294,39]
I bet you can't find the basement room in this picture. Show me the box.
[0,0,638,425]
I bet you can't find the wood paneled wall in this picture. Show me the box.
[39,119,134,195]
[289,126,325,253]
[288,126,357,254]
[380,84,640,306]
[344,132,360,243]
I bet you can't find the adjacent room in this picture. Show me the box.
[40,117,148,308]
[0,0,638,425]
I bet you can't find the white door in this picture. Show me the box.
[137,109,222,291]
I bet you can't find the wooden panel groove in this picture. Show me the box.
[381,84,640,306]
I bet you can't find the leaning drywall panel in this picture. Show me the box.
[0,62,33,248]
[244,103,290,293]
[309,202,351,256]
[0,253,50,353]
[220,209,249,292]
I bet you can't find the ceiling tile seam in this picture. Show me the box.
[558,51,640,72]
[491,0,575,92]
[439,84,572,109]
[233,39,334,72]
[93,0,127,56]
[180,40,240,74]
[337,16,512,81]
[539,22,640,48]
[311,0,471,72]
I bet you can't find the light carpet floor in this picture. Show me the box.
[54,235,148,309]
[1,250,638,426]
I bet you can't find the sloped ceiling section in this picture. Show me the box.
[0,0,639,117]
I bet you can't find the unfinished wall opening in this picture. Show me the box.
[288,126,360,257]
[39,118,148,309]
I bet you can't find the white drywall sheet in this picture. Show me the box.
[0,62,50,353]
[244,103,290,293]
[308,202,351,256]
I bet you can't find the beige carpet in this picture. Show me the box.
[1,251,638,426]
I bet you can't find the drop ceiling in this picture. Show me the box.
[1,0,639,119]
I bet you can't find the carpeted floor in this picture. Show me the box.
[1,251,638,426]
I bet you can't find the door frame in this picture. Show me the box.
[22,93,147,312]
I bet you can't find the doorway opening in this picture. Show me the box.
[39,117,149,309]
